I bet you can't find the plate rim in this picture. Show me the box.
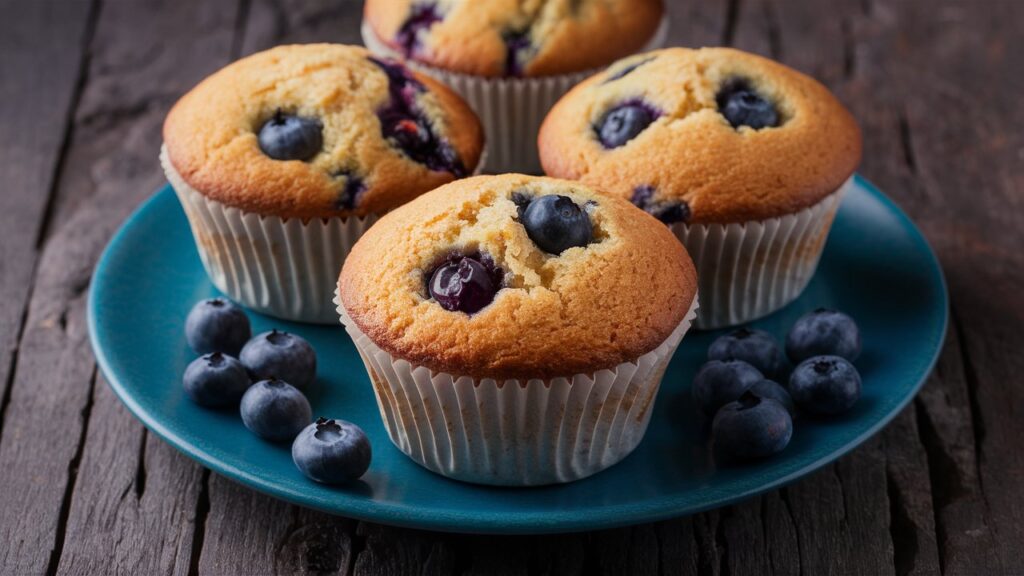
[88,174,948,534]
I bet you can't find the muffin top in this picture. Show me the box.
[538,47,862,224]
[363,0,664,78]
[338,174,697,381]
[163,44,484,220]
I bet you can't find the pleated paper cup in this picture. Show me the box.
[335,291,698,486]
[361,16,669,174]
[676,177,853,330]
[161,145,378,324]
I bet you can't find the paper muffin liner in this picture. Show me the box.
[361,16,669,174]
[334,290,698,486]
[674,177,853,330]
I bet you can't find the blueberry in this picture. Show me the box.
[239,330,317,389]
[384,117,432,155]
[604,57,655,84]
[184,298,251,356]
[428,255,501,314]
[596,103,657,149]
[716,79,779,130]
[258,110,323,161]
[292,417,372,484]
[692,359,764,417]
[183,352,251,408]
[240,378,312,442]
[630,186,690,224]
[396,3,442,56]
[789,355,862,416]
[712,391,793,462]
[749,379,796,415]
[503,29,532,77]
[785,308,862,363]
[332,170,367,210]
[708,327,787,379]
[521,195,593,254]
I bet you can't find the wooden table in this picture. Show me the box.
[2,0,1021,574]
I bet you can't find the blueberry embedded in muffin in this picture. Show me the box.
[716,78,780,130]
[257,111,324,161]
[595,101,660,149]
[630,185,690,224]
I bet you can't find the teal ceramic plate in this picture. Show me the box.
[89,176,947,534]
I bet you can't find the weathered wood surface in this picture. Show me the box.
[0,0,1021,574]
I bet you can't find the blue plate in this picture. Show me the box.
[89,176,947,534]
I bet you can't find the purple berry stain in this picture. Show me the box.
[395,3,443,57]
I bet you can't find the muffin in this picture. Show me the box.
[539,47,862,328]
[361,0,667,173]
[162,44,484,323]
[336,174,698,485]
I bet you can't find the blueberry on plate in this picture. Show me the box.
[292,417,372,484]
[749,379,796,416]
[785,308,862,363]
[182,352,251,408]
[716,79,779,130]
[521,195,593,254]
[240,330,317,389]
[596,103,657,148]
[692,359,764,417]
[240,379,312,442]
[258,111,323,161]
[429,255,502,314]
[789,355,862,416]
[184,298,251,356]
[708,327,787,379]
[712,391,793,462]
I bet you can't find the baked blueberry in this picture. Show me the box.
[692,359,764,417]
[596,103,657,149]
[239,330,317,390]
[749,379,796,415]
[258,110,323,161]
[708,327,787,379]
[630,185,690,224]
[789,355,861,416]
[184,298,251,356]
[712,391,793,462]
[240,378,312,442]
[510,190,533,219]
[716,79,779,130]
[521,195,593,254]
[292,417,372,484]
[503,29,532,77]
[785,308,862,362]
[332,170,367,210]
[183,352,251,408]
[428,255,501,314]
[396,3,442,57]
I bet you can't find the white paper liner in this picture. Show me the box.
[674,178,853,330]
[362,16,669,174]
[335,290,698,486]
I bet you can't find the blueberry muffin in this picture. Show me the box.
[361,0,667,172]
[162,44,484,323]
[539,47,862,328]
[336,174,698,485]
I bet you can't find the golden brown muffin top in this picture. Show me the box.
[538,47,862,224]
[338,174,697,380]
[363,0,664,78]
[163,44,484,220]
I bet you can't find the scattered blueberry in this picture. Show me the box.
[292,417,372,484]
[428,254,502,314]
[749,379,796,416]
[785,308,862,363]
[332,170,367,210]
[789,355,862,416]
[185,298,251,356]
[503,29,532,76]
[240,330,317,390]
[395,3,442,56]
[692,359,764,417]
[604,57,655,84]
[258,110,323,161]
[708,327,787,379]
[521,195,593,254]
[716,79,779,130]
[182,352,251,408]
[240,378,312,442]
[712,391,793,462]
[631,185,690,224]
[596,103,657,149]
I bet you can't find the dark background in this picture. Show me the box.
[1,0,1022,574]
